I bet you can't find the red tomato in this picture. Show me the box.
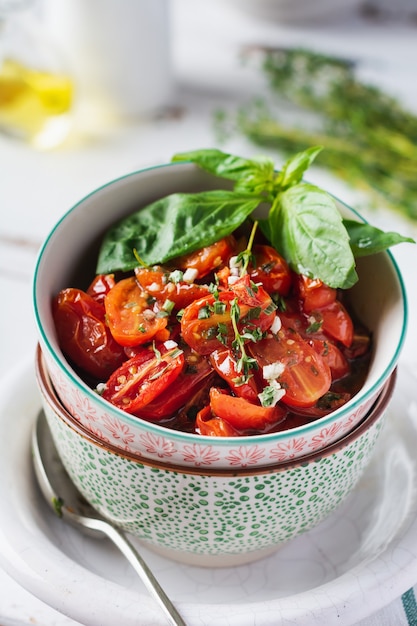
[87,274,116,304]
[104,276,168,347]
[344,328,372,359]
[135,348,214,420]
[102,342,185,414]
[196,406,239,437]
[289,391,352,418]
[53,288,126,380]
[249,327,332,408]
[210,348,259,402]
[249,245,292,296]
[309,338,350,380]
[319,301,354,347]
[296,274,337,312]
[209,387,286,431]
[180,290,234,355]
[281,295,353,349]
[181,275,276,355]
[135,266,210,310]
[175,236,236,278]
[279,308,307,334]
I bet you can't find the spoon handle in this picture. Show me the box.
[85,517,186,626]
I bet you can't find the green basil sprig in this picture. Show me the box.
[96,147,414,288]
[265,182,358,289]
[343,219,414,257]
[97,190,261,273]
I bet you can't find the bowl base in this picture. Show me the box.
[143,540,282,568]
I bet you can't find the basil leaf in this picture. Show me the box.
[172,148,276,197]
[96,190,261,274]
[279,145,323,189]
[344,219,415,257]
[268,182,358,289]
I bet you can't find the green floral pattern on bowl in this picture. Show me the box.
[41,377,391,567]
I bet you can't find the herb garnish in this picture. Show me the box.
[52,496,64,518]
[96,146,413,289]
[230,298,259,385]
[215,47,417,221]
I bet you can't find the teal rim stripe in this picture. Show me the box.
[402,588,417,625]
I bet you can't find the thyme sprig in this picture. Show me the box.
[230,298,259,385]
[215,47,417,221]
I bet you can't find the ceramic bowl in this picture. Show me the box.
[33,162,407,469]
[35,344,396,567]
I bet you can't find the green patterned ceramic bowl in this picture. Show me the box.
[35,345,396,567]
[33,162,407,470]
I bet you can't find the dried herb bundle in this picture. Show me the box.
[216,48,417,220]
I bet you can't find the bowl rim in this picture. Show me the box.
[36,344,397,478]
[32,161,408,447]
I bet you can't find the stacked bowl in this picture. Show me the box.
[33,162,407,566]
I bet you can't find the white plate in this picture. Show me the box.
[1,358,417,626]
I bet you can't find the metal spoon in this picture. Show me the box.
[32,410,186,626]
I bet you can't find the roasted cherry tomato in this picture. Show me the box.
[318,301,354,347]
[249,245,292,296]
[104,276,168,347]
[309,338,350,380]
[288,391,352,419]
[175,236,236,278]
[295,274,337,312]
[181,275,276,355]
[53,288,126,380]
[210,347,259,402]
[135,265,210,310]
[209,387,286,431]
[249,327,332,408]
[87,274,116,304]
[344,328,372,359]
[196,405,239,437]
[102,341,185,414]
[135,348,214,420]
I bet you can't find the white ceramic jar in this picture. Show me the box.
[41,0,172,121]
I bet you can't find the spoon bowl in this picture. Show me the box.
[31,410,186,626]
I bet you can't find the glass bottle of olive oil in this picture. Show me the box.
[0,0,73,149]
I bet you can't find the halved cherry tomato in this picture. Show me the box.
[181,275,276,355]
[344,328,372,359]
[249,327,332,408]
[319,301,354,347]
[53,288,126,380]
[87,274,116,304]
[281,297,353,349]
[104,276,168,347]
[135,348,214,420]
[196,406,239,437]
[279,308,307,334]
[209,387,286,431]
[180,290,234,355]
[289,391,352,418]
[210,347,259,402]
[296,274,337,312]
[135,265,210,310]
[102,341,185,414]
[249,245,292,296]
[175,236,236,278]
[309,338,350,380]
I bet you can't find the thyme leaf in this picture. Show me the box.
[217,46,417,221]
